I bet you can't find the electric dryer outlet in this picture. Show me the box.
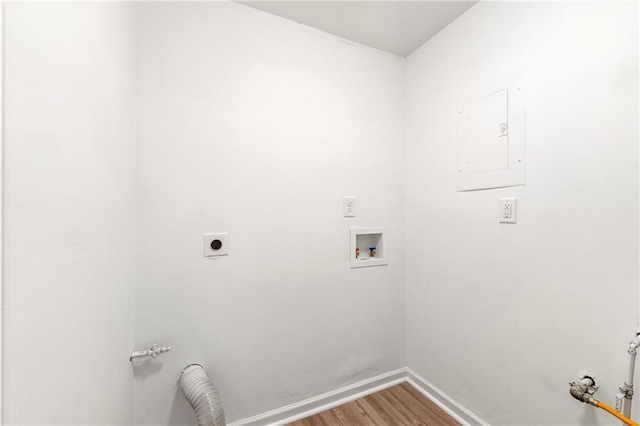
[204,233,229,257]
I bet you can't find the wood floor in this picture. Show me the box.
[286,383,460,426]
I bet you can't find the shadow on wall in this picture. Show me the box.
[169,386,198,426]
[132,360,163,381]
[579,405,600,426]
[131,360,197,424]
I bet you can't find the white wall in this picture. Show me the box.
[3,3,137,424]
[134,3,405,424]
[404,2,639,425]
[4,3,638,425]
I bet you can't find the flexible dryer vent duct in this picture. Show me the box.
[180,364,226,426]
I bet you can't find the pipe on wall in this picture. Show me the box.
[569,379,638,426]
[621,334,640,419]
[180,364,226,426]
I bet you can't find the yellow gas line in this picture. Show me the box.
[594,400,638,426]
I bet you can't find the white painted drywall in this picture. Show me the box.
[3,3,137,424]
[404,2,639,425]
[4,2,638,425]
[0,2,5,420]
[134,2,405,424]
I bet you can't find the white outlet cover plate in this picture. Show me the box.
[204,233,229,257]
[499,198,517,224]
[343,196,356,217]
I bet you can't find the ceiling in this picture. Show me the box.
[239,1,478,57]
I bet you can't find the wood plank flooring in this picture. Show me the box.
[286,383,460,426]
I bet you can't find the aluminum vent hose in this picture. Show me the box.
[180,364,226,426]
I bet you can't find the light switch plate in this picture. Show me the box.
[499,198,517,224]
[204,233,229,257]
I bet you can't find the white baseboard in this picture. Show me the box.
[228,367,488,426]
[406,368,489,426]
[228,368,407,426]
